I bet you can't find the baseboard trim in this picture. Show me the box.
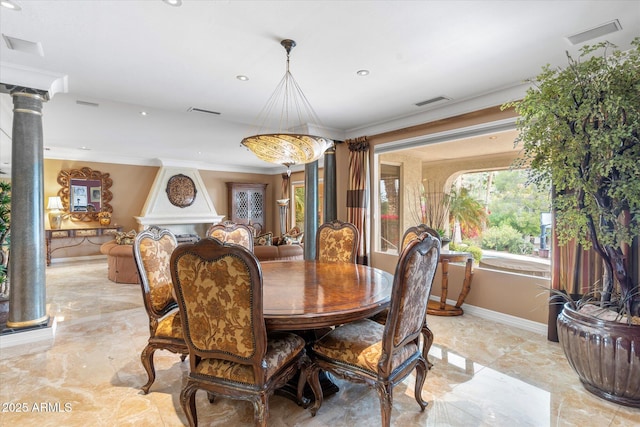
[50,255,105,264]
[0,316,57,349]
[430,296,547,335]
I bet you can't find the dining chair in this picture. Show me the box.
[132,225,186,394]
[170,238,317,427]
[372,224,441,366]
[309,232,441,426]
[205,220,254,251]
[315,219,359,263]
[400,224,440,252]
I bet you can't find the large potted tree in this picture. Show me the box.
[505,39,639,407]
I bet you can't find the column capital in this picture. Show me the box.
[0,62,68,99]
[8,86,49,101]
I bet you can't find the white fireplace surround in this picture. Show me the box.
[135,165,224,237]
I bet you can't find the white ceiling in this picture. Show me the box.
[0,1,638,176]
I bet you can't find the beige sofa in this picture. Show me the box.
[100,238,302,284]
[253,244,304,261]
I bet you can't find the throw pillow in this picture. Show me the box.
[115,230,137,245]
[282,232,304,245]
[254,232,273,246]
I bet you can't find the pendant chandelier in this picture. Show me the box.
[241,39,333,174]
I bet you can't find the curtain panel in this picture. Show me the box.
[347,136,370,265]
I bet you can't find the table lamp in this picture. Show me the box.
[47,196,64,230]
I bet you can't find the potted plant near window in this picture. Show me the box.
[505,39,640,407]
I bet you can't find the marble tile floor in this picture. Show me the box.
[1,260,638,427]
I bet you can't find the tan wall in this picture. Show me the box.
[364,106,549,325]
[43,160,278,260]
[371,250,549,324]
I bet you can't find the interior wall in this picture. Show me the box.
[365,105,550,326]
[44,159,157,232]
[372,249,549,324]
[44,159,277,260]
[198,170,280,234]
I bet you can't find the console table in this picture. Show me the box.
[45,226,122,266]
[427,251,474,316]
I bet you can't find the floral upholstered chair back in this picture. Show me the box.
[380,232,440,376]
[170,238,267,378]
[401,224,440,251]
[133,226,179,317]
[206,220,254,252]
[133,226,186,394]
[315,220,359,263]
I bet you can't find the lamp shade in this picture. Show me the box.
[241,39,333,171]
[47,196,64,210]
[241,134,332,166]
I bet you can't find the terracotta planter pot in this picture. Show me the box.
[557,302,640,407]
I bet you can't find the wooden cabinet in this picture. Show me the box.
[226,182,267,230]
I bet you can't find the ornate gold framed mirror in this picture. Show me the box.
[57,167,113,221]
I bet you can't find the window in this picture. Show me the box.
[453,170,552,277]
[373,122,553,278]
[291,181,324,230]
[379,164,401,253]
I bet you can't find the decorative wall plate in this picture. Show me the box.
[166,174,197,208]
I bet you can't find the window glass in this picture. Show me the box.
[291,181,324,230]
[379,164,401,253]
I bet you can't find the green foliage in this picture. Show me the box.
[482,224,532,254]
[0,181,9,296]
[448,187,487,236]
[449,242,483,263]
[460,170,551,238]
[294,186,304,225]
[487,170,550,236]
[504,38,640,315]
[505,39,640,250]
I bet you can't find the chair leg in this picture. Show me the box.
[140,344,157,394]
[421,325,434,369]
[413,358,429,411]
[252,394,268,427]
[180,353,187,362]
[377,383,393,427]
[180,381,198,427]
[307,366,323,417]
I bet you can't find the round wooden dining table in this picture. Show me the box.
[260,260,394,331]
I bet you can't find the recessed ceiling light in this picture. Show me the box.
[236,75,249,81]
[79,146,91,151]
[140,111,148,116]
[0,0,21,11]
[356,69,370,76]
[162,0,182,7]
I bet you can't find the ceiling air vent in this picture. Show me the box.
[415,96,451,107]
[2,34,44,56]
[188,107,221,115]
[76,100,99,107]
[566,19,622,45]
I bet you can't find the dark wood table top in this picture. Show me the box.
[261,260,394,331]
